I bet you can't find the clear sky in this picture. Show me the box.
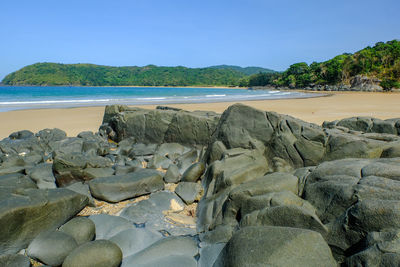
[1,0,399,80]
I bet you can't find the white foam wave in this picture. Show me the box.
[205,94,226,97]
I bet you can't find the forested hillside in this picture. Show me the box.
[1,63,251,86]
[244,40,400,90]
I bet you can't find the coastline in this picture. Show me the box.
[1,91,400,139]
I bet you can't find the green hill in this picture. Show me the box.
[245,40,400,90]
[208,65,276,75]
[2,63,253,87]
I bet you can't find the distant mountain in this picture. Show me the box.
[208,65,276,75]
[2,63,251,87]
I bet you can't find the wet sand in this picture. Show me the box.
[1,91,400,139]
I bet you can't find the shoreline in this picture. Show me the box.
[1,91,400,139]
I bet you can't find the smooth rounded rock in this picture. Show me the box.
[27,231,78,266]
[181,162,205,182]
[59,217,96,245]
[62,240,122,267]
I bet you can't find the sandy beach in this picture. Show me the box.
[1,91,400,139]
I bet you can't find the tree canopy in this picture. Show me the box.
[245,40,400,90]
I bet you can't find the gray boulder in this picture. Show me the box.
[0,254,31,267]
[121,236,198,267]
[175,182,203,204]
[27,230,78,266]
[89,214,135,240]
[59,217,96,245]
[0,188,88,254]
[109,228,163,257]
[89,169,164,202]
[240,205,327,235]
[26,163,56,189]
[102,105,220,145]
[62,240,122,267]
[9,130,34,140]
[213,226,337,267]
[65,182,95,207]
[53,153,113,186]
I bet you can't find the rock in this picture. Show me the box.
[36,128,67,143]
[62,240,122,267]
[240,205,327,235]
[0,136,43,156]
[175,182,203,204]
[27,230,78,266]
[345,230,400,266]
[213,226,337,267]
[120,191,194,236]
[207,141,226,164]
[177,149,199,174]
[114,165,140,175]
[26,163,56,189]
[109,228,163,257]
[148,154,173,169]
[0,173,37,192]
[59,217,96,245]
[181,162,205,182]
[199,243,227,267]
[52,137,84,155]
[164,164,181,183]
[88,214,135,240]
[0,188,88,254]
[53,153,113,186]
[102,105,220,145]
[128,143,158,157]
[350,75,383,92]
[89,169,164,202]
[0,254,31,267]
[65,182,95,207]
[81,167,115,179]
[121,236,198,267]
[197,149,269,232]
[9,130,34,140]
[157,143,188,158]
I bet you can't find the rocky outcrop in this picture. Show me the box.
[101,105,220,145]
[3,104,400,266]
[350,75,383,92]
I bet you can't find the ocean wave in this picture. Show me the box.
[205,94,226,97]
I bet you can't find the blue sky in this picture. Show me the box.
[1,0,399,80]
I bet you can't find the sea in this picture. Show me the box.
[0,86,320,112]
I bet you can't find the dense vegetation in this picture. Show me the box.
[208,65,275,75]
[244,40,400,90]
[1,63,255,86]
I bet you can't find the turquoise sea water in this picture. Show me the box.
[0,86,319,112]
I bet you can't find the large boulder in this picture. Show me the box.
[27,230,78,266]
[53,153,113,186]
[208,103,326,169]
[62,240,123,267]
[0,188,88,254]
[101,105,220,145]
[89,169,164,202]
[213,226,337,267]
[121,236,198,267]
[300,157,400,262]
